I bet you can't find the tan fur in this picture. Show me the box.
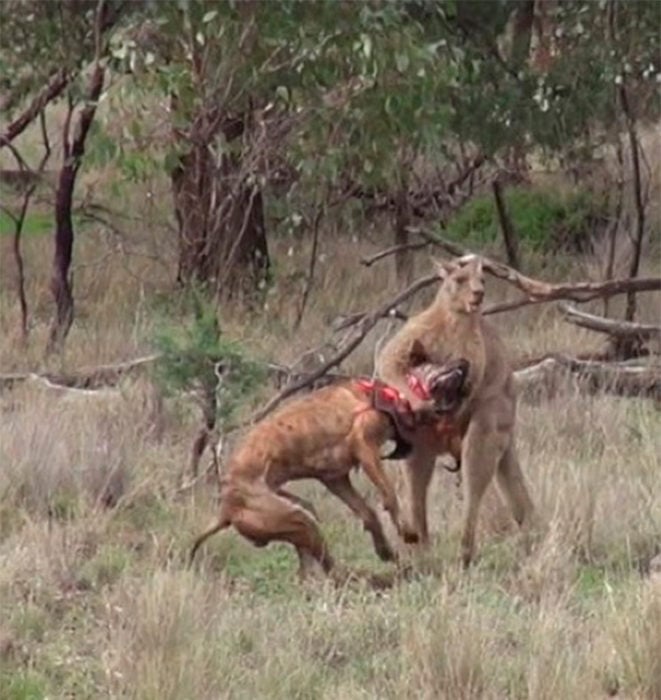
[377,255,535,567]
[189,374,466,583]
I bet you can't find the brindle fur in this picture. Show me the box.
[189,361,468,583]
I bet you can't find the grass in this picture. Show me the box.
[1,162,660,699]
[0,208,53,238]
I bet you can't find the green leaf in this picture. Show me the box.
[202,9,218,23]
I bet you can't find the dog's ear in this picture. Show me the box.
[408,339,428,367]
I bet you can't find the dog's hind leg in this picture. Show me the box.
[277,487,319,520]
[233,488,335,579]
[323,475,396,562]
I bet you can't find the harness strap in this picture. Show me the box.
[407,372,431,401]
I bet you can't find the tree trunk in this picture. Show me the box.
[171,122,270,301]
[492,179,521,270]
[47,63,105,354]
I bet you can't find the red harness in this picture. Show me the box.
[354,378,411,412]
[353,377,457,437]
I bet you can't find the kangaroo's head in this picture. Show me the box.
[434,255,485,314]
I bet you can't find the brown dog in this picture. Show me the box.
[189,357,469,582]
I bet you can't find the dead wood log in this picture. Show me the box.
[514,354,661,402]
[0,354,161,392]
[560,304,661,341]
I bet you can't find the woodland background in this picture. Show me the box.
[0,2,660,698]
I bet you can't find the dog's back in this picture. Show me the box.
[227,382,376,484]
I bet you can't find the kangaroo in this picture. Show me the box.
[377,254,535,567]
[189,358,470,584]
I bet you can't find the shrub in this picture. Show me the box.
[151,294,265,430]
[445,185,608,253]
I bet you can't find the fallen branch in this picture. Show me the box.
[560,304,661,341]
[0,353,161,391]
[250,273,439,422]
[514,354,661,402]
[331,269,661,333]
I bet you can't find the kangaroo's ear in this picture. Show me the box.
[433,258,456,279]
[456,253,480,269]
[408,339,428,367]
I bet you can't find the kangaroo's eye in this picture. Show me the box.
[455,275,468,284]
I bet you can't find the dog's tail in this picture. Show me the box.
[189,515,231,567]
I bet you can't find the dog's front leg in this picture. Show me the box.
[353,440,403,536]
[323,475,396,562]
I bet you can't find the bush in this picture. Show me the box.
[445,185,608,253]
[151,295,265,429]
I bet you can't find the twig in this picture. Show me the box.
[7,111,52,342]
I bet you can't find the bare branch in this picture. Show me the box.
[361,240,431,267]
[332,307,409,333]
[294,198,325,330]
[482,268,661,307]
[8,110,52,342]
[352,227,661,325]
[0,69,69,149]
[250,273,439,422]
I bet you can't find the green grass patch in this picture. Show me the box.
[0,670,48,700]
[77,544,134,590]
[0,209,53,237]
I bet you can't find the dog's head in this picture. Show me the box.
[409,356,470,414]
